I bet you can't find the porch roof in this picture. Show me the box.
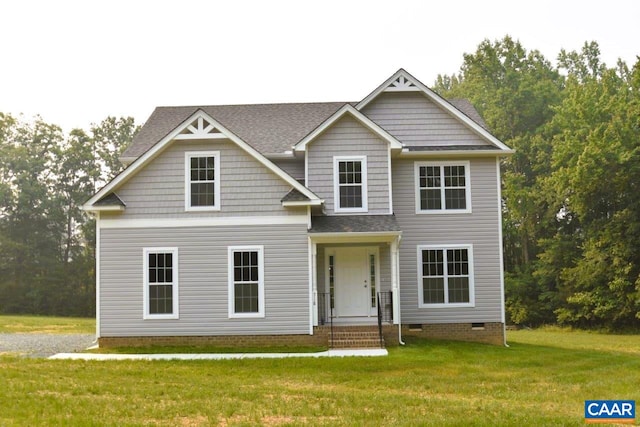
[309,215,401,234]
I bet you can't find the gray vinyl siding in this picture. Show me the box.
[113,139,297,218]
[307,116,390,214]
[393,157,503,323]
[272,158,305,181]
[99,224,310,337]
[362,92,491,147]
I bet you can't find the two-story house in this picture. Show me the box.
[84,69,513,348]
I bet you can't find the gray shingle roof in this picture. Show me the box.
[281,188,310,203]
[309,215,401,233]
[122,98,490,161]
[448,99,489,130]
[94,192,125,206]
[122,102,347,159]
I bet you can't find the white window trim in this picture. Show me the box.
[417,244,475,308]
[185,151,221,212]
[414,160,472,214]
[228,245,265,318]
[333,155,368,213]
[143,247,179,320]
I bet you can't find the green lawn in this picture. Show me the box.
[0,328,638,426]
[0,315,95,334]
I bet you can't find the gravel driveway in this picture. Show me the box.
[0,333,96,358]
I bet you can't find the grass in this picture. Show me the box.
[0,329,638,426]
[0,315,95,334]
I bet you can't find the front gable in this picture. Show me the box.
[84,110,322,213]
[357,69,512,152]
[293,104,403,153]
[304,114,394,215]
[110,138,304,219]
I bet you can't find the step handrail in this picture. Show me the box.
[377,293,383,348]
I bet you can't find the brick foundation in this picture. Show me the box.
[401,322,505,345]
[98,333,328,348]
[98,325,399,349]
[98,323,503,348]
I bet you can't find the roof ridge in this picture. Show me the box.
[155,101,352,109]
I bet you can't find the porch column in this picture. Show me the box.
[391,238,400,324]
[311,240,318,327]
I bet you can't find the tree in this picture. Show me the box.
[0,114,138,316]
[541,47,640,327]
[434,36,564,324]
[0,116,64,312]
[91,116,138,187]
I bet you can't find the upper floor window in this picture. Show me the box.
[418,244,474,308]
[143,247,179,319]
[415,161,471,214]
[333,156,368,213]
[185,151,220,211]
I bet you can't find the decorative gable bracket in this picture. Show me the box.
[174,116,227,140]
[384,75,420,92]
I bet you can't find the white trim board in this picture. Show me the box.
[309,232,401,244]
[95,212,101,338]
[399,149,514,158]
[496,158,506,325]
[99,215,308,229]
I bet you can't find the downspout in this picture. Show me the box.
[397,248,404,346]
[391,237,405,345]
[504,323,509,348]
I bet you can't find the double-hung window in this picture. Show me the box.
[333,156,368,213]
[415,161,471,213]
[185,151,220,211]
[143,247,179,319]
[228,246,265,318]
[418,245,474,307]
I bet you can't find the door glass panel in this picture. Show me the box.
[328,255,335,309]
[369,253,376,308]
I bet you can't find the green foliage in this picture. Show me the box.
[0,115,138,316]
[439,37,640,328]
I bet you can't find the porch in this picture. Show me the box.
[308,215,402,347]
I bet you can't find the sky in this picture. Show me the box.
[1,0,638,133]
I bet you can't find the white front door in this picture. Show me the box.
[331,247,376,317]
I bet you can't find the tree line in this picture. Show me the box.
[435,36,640,329]
[0,115,137,316]
[1,36,638,328]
